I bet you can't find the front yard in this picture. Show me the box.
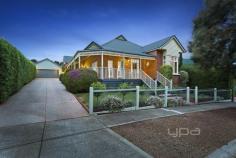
[112,108,236,158]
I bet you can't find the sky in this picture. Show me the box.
[0,0,204,61]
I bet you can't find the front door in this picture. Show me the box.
[131,59,139,79]
[108,60,113,78]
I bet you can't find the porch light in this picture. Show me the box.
[146,61,150,67]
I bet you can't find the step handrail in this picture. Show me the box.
[157,71,172,89]
[140,70,156,89]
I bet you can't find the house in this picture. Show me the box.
[65,35,186,88]
[63,56,73,64]
[36,58,62,78]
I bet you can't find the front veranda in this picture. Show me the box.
[69,52,157,80]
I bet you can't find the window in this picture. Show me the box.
[172,57,178,74]
[163,56,166,64]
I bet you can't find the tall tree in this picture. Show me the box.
[189,0,236,86]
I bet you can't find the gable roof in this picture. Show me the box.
[143,35,186,52]
[84,41,103,50]
[74,35,185,58]
[36,58,61,67]
[115,35,127,41]
[63,56,73,64]
[102,38,146,56]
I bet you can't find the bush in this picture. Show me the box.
[167,97,184,107]
[119,82,129,101]
[91,82,106,103]
[145,96,163,108]
[91,82,106,90]
[0,39,36,103]
[101,95,124,112]
[179,70,189,86]
[159,65,173,80]
[63,69,98,93]
[181,64,228,88]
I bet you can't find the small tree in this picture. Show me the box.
[91,82,106,103]
[159,65,173,80]
[119,82,129,101]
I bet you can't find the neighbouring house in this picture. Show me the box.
[63,56,73,65]
[65,35,186,88]
[36,58,62,78]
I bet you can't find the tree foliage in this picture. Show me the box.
[189,0,236,85]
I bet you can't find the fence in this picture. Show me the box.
[88,86,233,114]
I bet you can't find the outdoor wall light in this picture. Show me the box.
[146,61,150,67]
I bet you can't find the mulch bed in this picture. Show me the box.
[112,108,236,158]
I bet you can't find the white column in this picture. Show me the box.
[78,55,81,69]
[164,86,168,107]
[101,52,104,79]
[136,86,140,110]
[186,87,190,104]
[195,86,198,104]
[89,87,94,114]
[123,56,125,79]
[214,88,217,101]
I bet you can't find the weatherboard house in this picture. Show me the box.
[65,35,186,88]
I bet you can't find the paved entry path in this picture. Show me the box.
[0,78,88,127]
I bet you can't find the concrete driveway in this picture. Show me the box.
[0,78,88,127]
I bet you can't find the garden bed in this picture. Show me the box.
[112,108,236,158]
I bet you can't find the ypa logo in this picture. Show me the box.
[168,128,200,137]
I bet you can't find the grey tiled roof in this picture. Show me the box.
[74,35,185,57]
[143,36,174,52]
[63,56,73,63]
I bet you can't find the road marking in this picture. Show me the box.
[161,108,184,114]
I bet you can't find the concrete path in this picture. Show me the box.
[0,85,235,158]
[207,139,236,158]
[0,78,88,127]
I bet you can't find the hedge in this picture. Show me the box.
[0,39,36,103]
[181,64,228,89]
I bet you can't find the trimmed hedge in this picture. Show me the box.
[0,39,36,103]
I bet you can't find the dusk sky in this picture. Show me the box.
[0,0,204,61]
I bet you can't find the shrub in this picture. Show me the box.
[181,64,228,88]
[0,39,36,103]
[167,97,184,107]
[63,69,98,93]
[159,65,173,80]
[91,82,106,90]
[145,96,163,108]
[101,95,124,112]
[119,82,129,101]
[91,82,106,103]
[179,70,189,86]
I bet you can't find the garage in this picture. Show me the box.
[37,69,59,78]
[36,58,61,78]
